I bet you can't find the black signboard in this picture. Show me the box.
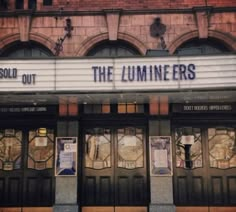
[172,103,236,113]
[0,105,58,116]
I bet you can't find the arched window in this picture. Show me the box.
[174,38,231,55]
[0,41,54,58]
[86,40,141,57]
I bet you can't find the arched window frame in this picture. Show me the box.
[174,38,231,56]
[0,40,54,58]
[86,40,141,57]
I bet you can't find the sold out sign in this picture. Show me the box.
[22,74,36,85]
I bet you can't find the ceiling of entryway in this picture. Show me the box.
[0,90,235,105]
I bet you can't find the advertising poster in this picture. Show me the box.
[55,137,77,176]
[149,136,172,176]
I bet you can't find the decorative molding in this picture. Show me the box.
[17,15,32,42]
[193,7,213,39]
[104,9,121,41]
[195,12,209,39]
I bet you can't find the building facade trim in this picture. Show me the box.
[1,7,236,17]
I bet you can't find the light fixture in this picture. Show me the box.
[38,128,47,136]
[54,18,73,56]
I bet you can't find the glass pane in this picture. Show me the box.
[175,127,202,169]
[85,128,111,169]
[118,104,126,113]
[136,105,144,113]
[127,104,135,113]
[0,129,22,170]
[16,0,24,9]
[208,127,236,169]
[43,0,52,5]
[117,127,144,169]
[28,0,37,10]
[86,41,140,57]
[84,104,110,114]
[28,128,54,170]
[102,104,110,113]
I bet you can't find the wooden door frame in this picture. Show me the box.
[172,118,236,207]
[0,119,56,207]
[79,117,150,208]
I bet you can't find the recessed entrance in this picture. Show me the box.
[81,124,148,212]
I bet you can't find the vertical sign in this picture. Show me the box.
[149,136,172,176]
[55,137,77,176]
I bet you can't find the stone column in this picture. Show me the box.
[149,120,175,212]
[53,121,79,212]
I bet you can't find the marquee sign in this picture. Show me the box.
[0,55,235,92]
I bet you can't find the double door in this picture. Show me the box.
[0,125,55,207]
[81,124,148,212]
[173,125,236,207]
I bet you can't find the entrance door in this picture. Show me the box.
[81,125,148,212]
[173,125,236,209]
[173,127,208,205]
[0,127,55,209]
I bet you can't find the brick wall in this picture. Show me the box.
[51,0,236,11]
[3,0,236,11]
[0,1,235,56]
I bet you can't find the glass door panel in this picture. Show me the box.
[208,127,236,205]
[208,127,236,169]
[28,128,54,170]
[117,127,144,169]
[0,129,22,171]
[85,128,111,169]
[175,127,203,169]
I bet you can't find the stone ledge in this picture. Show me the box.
[149,204,176,212]
[53,204,79,212]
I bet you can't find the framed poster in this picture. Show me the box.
[55,137,77,176]
[149,136,172,176]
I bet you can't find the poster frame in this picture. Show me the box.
[55,137,78,177]
[149,136,173,176]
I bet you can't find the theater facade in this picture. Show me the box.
[0,1,236,212]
